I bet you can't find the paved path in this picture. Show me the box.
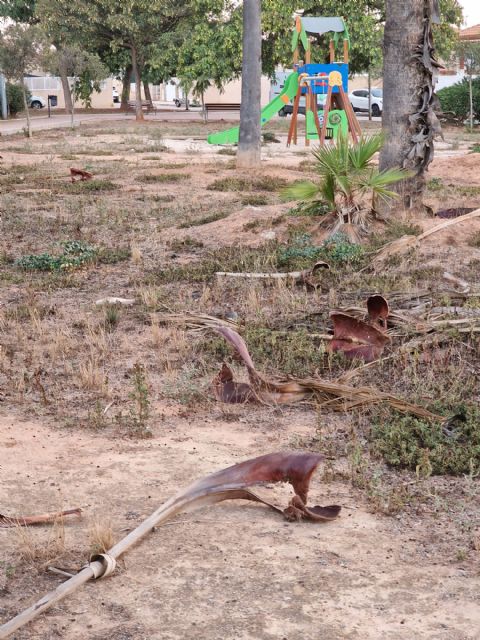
[0,107,381,136]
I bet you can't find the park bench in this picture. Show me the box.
[205,103,241,120]
[126,100,157,114]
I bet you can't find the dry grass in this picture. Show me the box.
[13,517,66,571]
[88,518,115,556]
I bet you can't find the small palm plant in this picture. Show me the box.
[284,133,409,242]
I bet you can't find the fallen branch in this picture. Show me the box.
[0,508,82,528]
[215,261,329,287]
[0,452,340,639]
[372,208,480,267]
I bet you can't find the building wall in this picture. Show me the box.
[24,76,116,109]
[203,76,271,104]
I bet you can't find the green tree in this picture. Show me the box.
[43,45,108,123]
[455,41,480,130]
[37,0,197,121]
[0,23,42,136]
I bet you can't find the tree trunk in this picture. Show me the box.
[120,64,132,111]
[143,80,152,105]
[21,85,32,138]
[237,0,262,168]
[380,0,441,209]
[469,74,473,131]
[59,65,73,115]
[130,45,144,122]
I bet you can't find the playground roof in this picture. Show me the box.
[300,17,346,36]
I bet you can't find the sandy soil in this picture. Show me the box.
[1,410,479,640]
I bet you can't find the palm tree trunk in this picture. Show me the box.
[120,64,132,112]
[130,45,144,122]
[237,0,262,168]
[380,0,441,209]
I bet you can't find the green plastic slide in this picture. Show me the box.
[207,71,299,145]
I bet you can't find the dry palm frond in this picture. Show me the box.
[156,312,239,332]
[372,208,480,268]
[213,327,442,421]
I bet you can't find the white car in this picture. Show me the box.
[349,88,383,117]
[28,95,47,109]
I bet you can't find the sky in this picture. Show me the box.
[460,0,480,27]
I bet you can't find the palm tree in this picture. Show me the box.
[237,0,262,168]
[380,0,442,209]
[285,133,408,242]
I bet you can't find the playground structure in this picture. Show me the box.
[207,16,361,147]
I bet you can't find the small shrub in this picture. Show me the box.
[437,78,480,120]
[6,83,31,116]
[15,240,97,272]
[471,144,480,153]
[371,404,480,476]
[427,177,444,192]
[118,363,152,438]
[277,232,364,270]
[69,179,118,193]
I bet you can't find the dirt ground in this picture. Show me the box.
[1,119,480,639]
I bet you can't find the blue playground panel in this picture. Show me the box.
[296,63,349,95]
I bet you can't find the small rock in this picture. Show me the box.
[260,230,276,240]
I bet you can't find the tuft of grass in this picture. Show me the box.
[427,177,444,192]
[136,173,188,183]
[68,179,118,193]
[88,519,115,556]
[371,404,480,476]
[468,231,480,248]
[470,144,480,153]
[168,236,204,251]
[217,148,237,156]
[207,175,287,192]
[96,246,131,264]
[241,194,269,206]
[178,211,229,228]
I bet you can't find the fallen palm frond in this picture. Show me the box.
[0,452,340,639]
[156,312,239,332]
[329,295,390,362]
[70,168,93,183]
[372,208,480,268]
[213,327,442,420]
[0,508,82,528]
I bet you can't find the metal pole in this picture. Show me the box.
[0,74,8,120]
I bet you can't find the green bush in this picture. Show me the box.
[437,78,480,120]
[6,83,31,116]
[371,404,480,476]
[15,240,97,271]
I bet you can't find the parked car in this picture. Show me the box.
[28,95,47,109]
[349,88,383,117]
